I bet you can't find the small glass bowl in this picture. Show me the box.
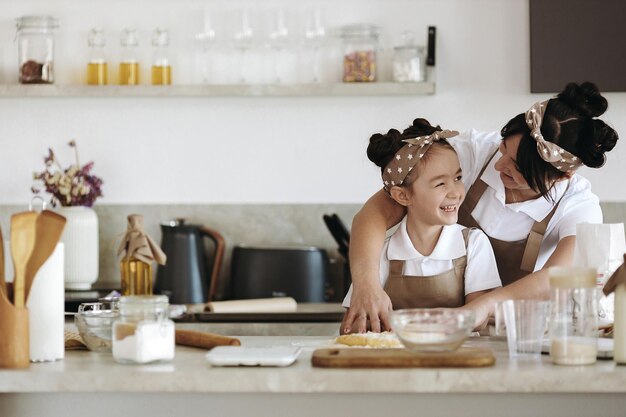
[74,302,119,352]
[390,308,475,353]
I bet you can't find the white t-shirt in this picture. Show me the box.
[447,129,603,271]
[342,218,502,307]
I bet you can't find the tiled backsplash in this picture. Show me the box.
[2,202,625,301]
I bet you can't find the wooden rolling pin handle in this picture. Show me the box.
[175,329,241,349]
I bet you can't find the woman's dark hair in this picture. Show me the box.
[500,82,619,200]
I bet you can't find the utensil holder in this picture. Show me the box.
[0,290,29,368]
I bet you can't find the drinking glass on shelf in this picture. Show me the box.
[266,7,291,83]
[232,8,254,84]
[303,7,326,83]
[195,9,217,84]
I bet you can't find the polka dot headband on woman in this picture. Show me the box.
[382,129,460,193]
[525,100,583,173]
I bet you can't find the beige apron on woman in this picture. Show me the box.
[384,229,470,308]
[457,153,562,285]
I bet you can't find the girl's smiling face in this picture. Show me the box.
[402,146,465,226]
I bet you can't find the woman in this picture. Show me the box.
[342,82,619,334]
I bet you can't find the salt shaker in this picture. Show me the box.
[549,266,598,365]
[112,295,175,364]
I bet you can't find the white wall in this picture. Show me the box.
[1,0,625,205]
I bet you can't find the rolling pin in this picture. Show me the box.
[175,329,241,349]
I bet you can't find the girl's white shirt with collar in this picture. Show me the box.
[448,129,602,271]
[342,216,502,307]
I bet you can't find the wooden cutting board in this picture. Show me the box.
[311,347,495,368]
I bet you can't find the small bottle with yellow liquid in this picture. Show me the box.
[86,28,108,85]
[152,28,172,85]
[119,28,140,85]
[118,214,167,296]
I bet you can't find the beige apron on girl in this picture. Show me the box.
[384,229,470,309]
[457,153,562,285]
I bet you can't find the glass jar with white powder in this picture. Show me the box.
[549,267,598,365]
[112,295,175,364]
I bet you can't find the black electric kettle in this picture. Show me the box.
[154,219,225,304]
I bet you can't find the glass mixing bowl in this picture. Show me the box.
[390,308,475,353]
[74,302,119,352]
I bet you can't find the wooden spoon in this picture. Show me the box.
[24,210,67,303]
[11,211,39,308]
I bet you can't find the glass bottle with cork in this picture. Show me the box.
[118,214,167,296]
[86,27,108,85]
[152,28,172,85]
[119,28,140,85]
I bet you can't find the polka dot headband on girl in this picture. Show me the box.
[382,129,459,193]
[525,100,583,173]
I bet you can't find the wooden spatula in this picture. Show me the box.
[11,212,39,308]
[24,210,66,303]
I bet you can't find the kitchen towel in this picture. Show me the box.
[205,297,297,313]
[27,243,65,362]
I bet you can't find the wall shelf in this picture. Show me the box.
[0,82,435,98]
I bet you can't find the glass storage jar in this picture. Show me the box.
[340,24,379,82]
[119,28,140,85]
[86,27,107,85]
[151,28,172,85]
[392,31,426,82]
[112,295,174,364]
[549,267,599,365]
[16,15,59,84]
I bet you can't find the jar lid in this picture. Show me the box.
[549,266,597,288]
[120,28,139,47]
[152,28,170,47]
[88,27,106,47]
[16,15,59,30]
[340,23,380,39]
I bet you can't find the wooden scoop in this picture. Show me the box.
[11,212,39,308]
[24,210,66,303]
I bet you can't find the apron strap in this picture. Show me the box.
[519,197,560,272]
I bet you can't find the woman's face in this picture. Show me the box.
[494,134,532,191]
[405,147,465,226]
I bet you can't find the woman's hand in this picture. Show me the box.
[340,284,393,334]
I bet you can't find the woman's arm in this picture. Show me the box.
[464,235,576,329]
[341,190,405,334]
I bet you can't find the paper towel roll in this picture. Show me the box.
[27,243,65,362]
[206,297,297,313]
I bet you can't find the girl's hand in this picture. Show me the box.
[340,285,393,334]
[464,295,493,331]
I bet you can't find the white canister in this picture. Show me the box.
[27,243,64,362]
[56,206,99,290]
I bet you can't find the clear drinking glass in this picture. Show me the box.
[303,7,326,83]
[502,299,549,358]
[232,8,254,84]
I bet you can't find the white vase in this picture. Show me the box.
[56,206,99,290]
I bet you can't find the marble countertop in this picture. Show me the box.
[1,335,625,394]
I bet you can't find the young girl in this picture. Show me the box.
[341,119,501,328]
